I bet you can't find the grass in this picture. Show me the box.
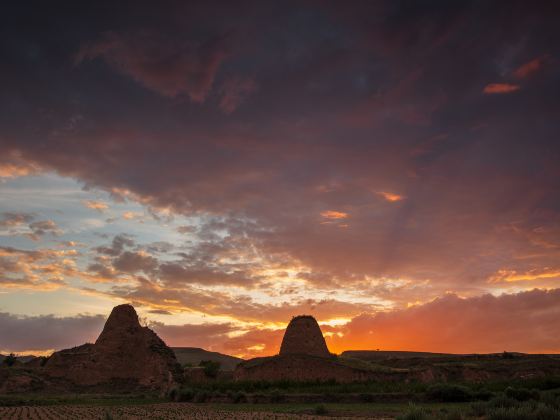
[206,402,469,416]
[0,393,163,407]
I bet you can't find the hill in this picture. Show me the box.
[172,347,243,371]
[0,354,37,364]
[341,350,456,361]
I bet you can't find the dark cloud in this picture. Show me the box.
[0,212,34,227]
[94,234,135,256]
[27,220,62,240]
[0,312,105,352]
[1,0,560,353]
[150,321,237,352]
[0,213,62,241]
[76,31,231,101]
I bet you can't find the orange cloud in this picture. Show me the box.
[82,200,109,212]
[513,56,546,79]
[320,210,349,219]
[377,191,404,202]
[122,211,141,220]
[0,152,41,179]
[326,289,560,354]
[483,83,520,94]
[489,268,560,283]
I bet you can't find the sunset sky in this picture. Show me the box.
[1,1,560,359]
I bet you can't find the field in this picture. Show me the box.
[0,402,374,419]
[3,354,560,419]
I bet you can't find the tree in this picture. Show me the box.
[199,360,220,378]
[3,353,17,367]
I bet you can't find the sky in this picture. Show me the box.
[1,1,560,358]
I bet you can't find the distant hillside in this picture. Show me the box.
[0,354,37,364]
[341,350,456,361]
[341,350,528,361]
[172,347,243,371]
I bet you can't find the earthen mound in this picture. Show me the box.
[279,315,330,358]
[44,304,181,392]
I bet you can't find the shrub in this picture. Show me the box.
[199,360,220,378]
[425,384,473,402]
[269,389,284,403]
[441,411,463,420]
[314,404,327,415]
[232,391,247,403]
[486,395,520,409]
[473,388,495,401]
[175,388,195,402]
[532,403,560,420]
[2,353,17,367]
[470,401,488,417]
[505,386,540,401]
[193,390,210,403]
[396,404,430,420]
[540,391,560,409]
[487,404,539,420]
[359,393,374,402]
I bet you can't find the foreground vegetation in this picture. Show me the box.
[2,375,560,418]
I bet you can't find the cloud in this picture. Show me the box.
[76,31,231,101]
[327,288,560,354]
[483,83,520,94]
[320,210,348,220]
[0,212,34,228]
[219,76,258,114]
[376,191,405,202]
[122,211,141,220]
[513,56,547,79]
[0,312,105,353]
[0,214,62,241]
[82,200,109,213]
[489,268,560,283]
[1,0,560,338]
[0,246,77,290]
[150,321,238,353]
[0,152,41,179]
[3,288,560,357]
[27,220,63,241]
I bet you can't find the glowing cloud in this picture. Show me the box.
[82,200,109,213]
[320,210,349,219]
[489,268,560,283]
[513,56,546,79]
[122,211,141,220]
[377,191,405,202]
[483,83,520,94]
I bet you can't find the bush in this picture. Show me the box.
[425,384,473,402]
[441,411,463,420]
[359,393,375,402]
[505,386,540,401]
[486,395,520,409]
[396,404,430,420]
[473,388,495,401]
[314,404,327,415]
[232,391,247,403]
[199,360,220,378]
[540,391,560,409]
[2,353,17,367]
[175,388,195,402]
[532,404,560,420]
[193,390,210,403]
[269,389,284,403]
